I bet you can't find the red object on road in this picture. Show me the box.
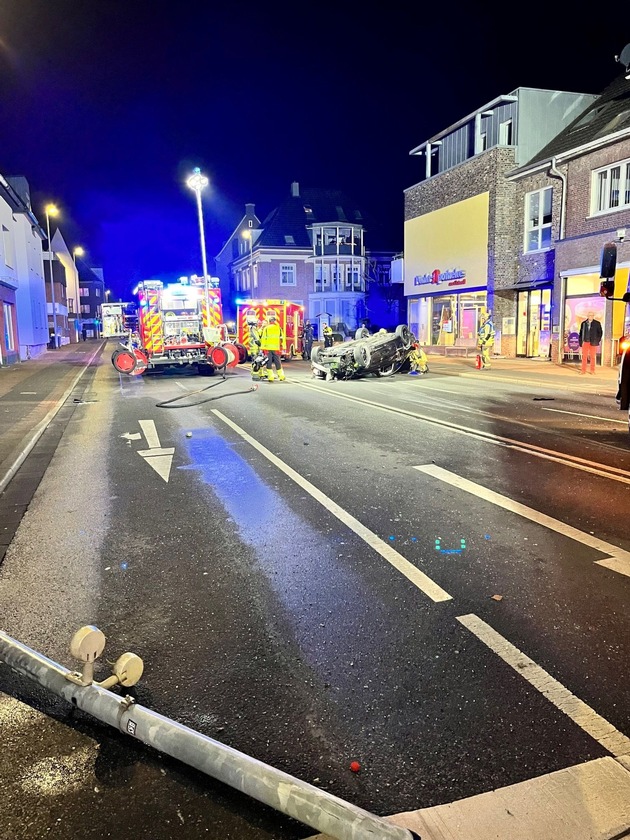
[349,761,361,773]
[475,353,482,370]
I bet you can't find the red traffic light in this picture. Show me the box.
[599,279,615,298]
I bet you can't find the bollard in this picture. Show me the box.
[0,630,419,840]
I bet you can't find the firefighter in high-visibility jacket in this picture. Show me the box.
[477,311,495,369]
[260,311,286,381]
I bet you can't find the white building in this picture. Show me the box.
[0,175,48,364]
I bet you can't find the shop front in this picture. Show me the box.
[516,286,552,358]
[409,290,487,347]
[561,273,608,366]
[404,192,490,347]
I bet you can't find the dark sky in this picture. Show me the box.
[0,2,625,299]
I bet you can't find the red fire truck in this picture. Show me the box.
[236,299,304,360]
[111,278,242,376]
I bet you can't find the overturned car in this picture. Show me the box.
[311,325,415,380]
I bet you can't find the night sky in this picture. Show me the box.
[0,3,625,300]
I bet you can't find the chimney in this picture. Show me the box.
[291,181,300,197]
[245,203,255,216]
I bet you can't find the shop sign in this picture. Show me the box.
[414,268,466,287]
[567,332,580,352]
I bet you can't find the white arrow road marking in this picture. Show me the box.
[139,419,161,449]
[213,410,452,602]
[458,614,630,757]
[414,463,630,579]
[120,432,142,441]
[136,420,173,482]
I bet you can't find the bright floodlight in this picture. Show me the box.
[186,167,208,192]
[45,203,59,217]
[73,246,85,257]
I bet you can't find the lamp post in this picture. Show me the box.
[72,246,84,339]
[186,167,210,317]
[45,204,59,347]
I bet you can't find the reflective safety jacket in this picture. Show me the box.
[260,322,284,352]
[478,320,495,346]
[248,324,262,351]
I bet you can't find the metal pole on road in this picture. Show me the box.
[0,630,419,840]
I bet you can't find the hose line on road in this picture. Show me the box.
[155,377,259,409]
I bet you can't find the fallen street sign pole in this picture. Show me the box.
[0,629,420,840]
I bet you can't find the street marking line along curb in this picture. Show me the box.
[0,345,102,495]
[458,614,630,757]
[211,410,452,603]
[297,381,630,486]
[414,464,630,579]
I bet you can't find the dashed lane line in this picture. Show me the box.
[414,463,630,579]
[212,410,452,603]
[541,406,624,423]
[457,613,630,758]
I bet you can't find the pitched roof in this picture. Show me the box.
[256,187,370,248]
[524,71,630,167]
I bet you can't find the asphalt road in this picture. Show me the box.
[1,350,629,839]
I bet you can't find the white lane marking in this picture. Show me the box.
[20,391,37,395]
[415,463,630,578]
[137,420,173,482]
[139,419,161,449]
[297,381,630,485]
[541,407,623,424]
[458,614,630,757]
[212,410,452,602]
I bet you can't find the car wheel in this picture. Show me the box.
[311,346,324,364]
[395,324,412,349]
[353,342,371,368]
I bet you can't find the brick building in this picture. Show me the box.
[508,70,630,366]
[214,183,402,336]
[403,87,598,355]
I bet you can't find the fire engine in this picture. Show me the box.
[111,278,242,376]
[236,299,304,360]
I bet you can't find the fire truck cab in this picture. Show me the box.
[236,299,304,360]
[111,278,238,376]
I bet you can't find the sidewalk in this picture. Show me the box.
[422,353,620,395]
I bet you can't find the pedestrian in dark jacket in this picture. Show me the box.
[578,312,602,374]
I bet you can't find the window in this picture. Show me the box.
[79,287,89,297]
[2,225,15,268]
[593,159,630,214]
[525,187,552,252]
[81,304,90,314]
[280,263,296,286]
[499,120,513,146]
[3,302,15,350]
[95,288,101,297]
[315,264,330,291]
[284,235,295,244]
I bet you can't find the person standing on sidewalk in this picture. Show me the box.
[578,312,602,375]
[477,311,495,369]
[260,310,286,382]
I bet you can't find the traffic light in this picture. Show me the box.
[599,279,615,298]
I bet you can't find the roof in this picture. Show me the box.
[521,71,630,169]
[256,187,370,248]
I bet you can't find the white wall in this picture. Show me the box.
[14,214,48,355]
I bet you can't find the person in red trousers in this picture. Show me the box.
[578,312,603,374]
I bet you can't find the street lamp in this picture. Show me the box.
[186,167,210,318]
[45,203,59,347]
[72,245,84,264]
[105,289,111,302]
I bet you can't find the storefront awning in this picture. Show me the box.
[497,279,553,292]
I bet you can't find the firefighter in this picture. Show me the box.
[246,317,265,379]
[408,343,428,375]
[302,320,314,360]
[477,310,495,369]
[260,310,286,381]
[323,323,333,348]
